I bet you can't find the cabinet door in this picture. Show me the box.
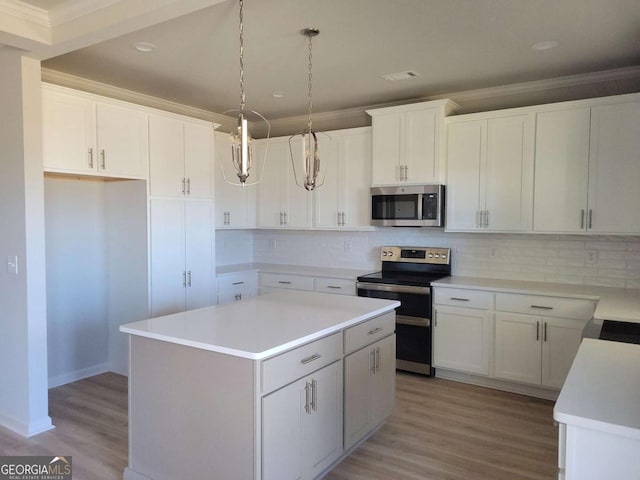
[256,140,286,227]
[184,122,214,198]
[344,344,375,450]
[446,120,483,230]
[149,114,185,197]
[286,136,313,228]
[433,306,491,375]
[313,135,340,228]
[533,108,590,232]
[42,88,96,174]
[149,199,186,317]
[483,114,534,231]
[340,130,372,228]
[588,100,640,233]
[371,334,396,427]
[541,317,585,389]
[371,113,402,185]
[184,201,214,311]
[95,103,148,179]
[405,108,438,183]
[494,312,541,385]
[214,131,256,228]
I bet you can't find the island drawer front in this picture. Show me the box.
[217,271,258,291]
[314,277,356,296]
[261,332,342,394]
[259,273,315,291]
[344,312,395,355]
[495,293,595,320]
[433,288,493,310]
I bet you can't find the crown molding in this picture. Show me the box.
[41,68,235,128]
[0,0,49,26]
[48,0,120,26]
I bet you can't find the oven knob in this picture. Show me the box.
[434,254,440,258]
[382,251,387,256]
[441,254,447,259]
[428,253,434,258]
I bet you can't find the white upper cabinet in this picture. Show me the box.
[254,137,313,229]
[314,127,372,229]
[148,113,214,198]
[42,84,148,179]
[214,131,256,228]
[446,112,534,232]
[367,100,458,186]
[532,95,640,234]
[533,107,591,233]
[588,99,640,233]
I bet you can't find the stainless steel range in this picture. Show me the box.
[356,246,451,375]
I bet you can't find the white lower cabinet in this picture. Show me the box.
[344,334,395,450]
[433,305,492,376]
[217,271,258,305]
[262,360,343,480]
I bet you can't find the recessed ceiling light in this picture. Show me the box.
[133,42,156,53]
[531,40,558,51]
[272,92,285,98]
[381,70,422,82]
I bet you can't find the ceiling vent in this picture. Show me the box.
[381,70,422,81]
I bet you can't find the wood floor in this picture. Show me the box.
[0,372,557,480]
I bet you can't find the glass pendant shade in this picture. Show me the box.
[230,113,252,184]
[289,129,329,191]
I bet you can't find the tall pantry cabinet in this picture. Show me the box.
[148,113,216,317]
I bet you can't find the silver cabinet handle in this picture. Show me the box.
[182,271,187,287]
[531,305,553,310]
[283,212,288,225]
[186,178,191,195]
[375,347,380,373]
[404,165,408,181]
[100,149,106,169]
[187,270,192,287]
[368,327,383,335]
[279,212,284,225]
[304,382,311,414]
[234,293,242,301]
[278,280,292,285]
[327,285,342,290]
[300,353,321,365]
[580,209,585,229]
[536,320,540,341]
[88,148,94,168]
[450,297,470,302]
[476,210,481,227]
[182,178,186,194]
[544,321,548,342]
[588,209,593,229]
[232,281,245,285]
[370,349,376,373]
[484,210,489,228]
[311,379,317,412]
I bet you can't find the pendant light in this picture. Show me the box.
[289,27,329,191]
[225,0,270,187]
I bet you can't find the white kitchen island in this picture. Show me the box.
[120,290,399,480]
[553,338,640,480]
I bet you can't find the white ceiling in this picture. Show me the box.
[37,0,640,119]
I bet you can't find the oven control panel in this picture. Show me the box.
[380,246,451,265]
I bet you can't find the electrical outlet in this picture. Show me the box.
[7,255,18,275]
[343,240,351,252]
[268,239,277,249]
[586,250,597,266]
[489,247,497,258]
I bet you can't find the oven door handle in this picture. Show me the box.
[356,282,431,295]
[396,315,430,327]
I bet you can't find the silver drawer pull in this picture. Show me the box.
[301,353,321,365]
[327,285,342,289]
[278,281,292,285]
[368,327,383,335]
[450,297,469,302]
[530,305,553,310]
[232,281,245,285]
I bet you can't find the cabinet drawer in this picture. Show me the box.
[344,312,395,355]
[261,332,342,394]
[217,271,257,292]
[259,273,314,291]
[314,277,356,296]
[495,293,595,320]
[433,288,493,310]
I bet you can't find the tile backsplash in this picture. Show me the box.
[216,229,640,289]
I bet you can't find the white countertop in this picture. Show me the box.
[120,290,399,360]
[554,338,640,440]
[216,262,372,280]
[431,276,640,324]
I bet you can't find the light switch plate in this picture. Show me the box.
[7,255,18,275]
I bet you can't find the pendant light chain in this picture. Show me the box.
[239,0,245,114]
[307,32,313,132]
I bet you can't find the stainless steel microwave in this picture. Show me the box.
[371,185,445,227]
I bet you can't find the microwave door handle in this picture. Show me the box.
[417,194,423,221]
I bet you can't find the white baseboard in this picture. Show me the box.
[0,412,54,437]
[48,362,109,389]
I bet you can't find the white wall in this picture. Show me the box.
[0,51,51,436]
[245,229,640,289]
[44,177,109,387]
